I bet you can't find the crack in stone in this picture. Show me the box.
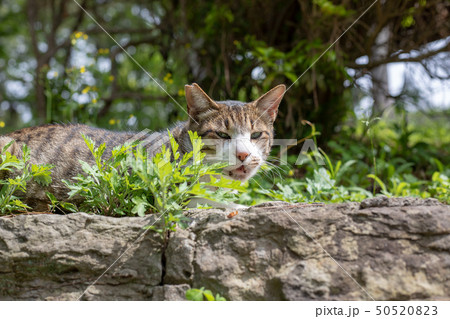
[158,231,171,286]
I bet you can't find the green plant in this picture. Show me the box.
[366,170,450,204]
[258,182,306,203]
[63,131,245,235]
[253,166,372,205]
[185,287,226,301]
[429,172,449,204]
[0,141,53,214]
[46,192,78,214]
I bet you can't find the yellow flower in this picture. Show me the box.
[163,73,172,82]
[178,89,185,96]
[98,48,108,54]
[80,66,86,73]
[0,121,5,128]
[75,32,83,39]
[169,79,174,84]
[81,86,90,94]
[92,98,97,104]
[71,39,77,45]
[109,119,116,125]
[129,114,134,118]
[108,75,115,82]
[53,71,58,77]
[288,170,294,177]
[83,34,88,40]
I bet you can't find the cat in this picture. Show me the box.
[0,83,285,211]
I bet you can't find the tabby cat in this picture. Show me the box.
[0,83,285,210]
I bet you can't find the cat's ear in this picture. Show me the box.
[185,83,219,120]
[254,84,286,122]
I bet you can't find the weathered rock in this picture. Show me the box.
[164,229,195,285]
[0,213,163,300]
[0,197,449,300]
[360,196,443,208]
[148,284,190,301]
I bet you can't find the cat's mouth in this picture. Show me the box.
[225,165,253,181]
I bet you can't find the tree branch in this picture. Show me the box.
[347,42,450,69]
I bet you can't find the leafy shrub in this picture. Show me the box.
[255,166,371,204]
[62,131,245,234]
[368,171,450,204]
[0,141,53,214]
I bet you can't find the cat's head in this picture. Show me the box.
[185,83,286,181]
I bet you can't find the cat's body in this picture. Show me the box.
[0,83,285,211]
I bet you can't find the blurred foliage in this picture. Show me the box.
[0,0,448,137]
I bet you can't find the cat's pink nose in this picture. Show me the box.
[237,152,249,162]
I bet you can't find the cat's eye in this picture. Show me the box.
[216,131,231,139]
[251,132,262,139]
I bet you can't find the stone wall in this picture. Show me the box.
[0,197,449,300]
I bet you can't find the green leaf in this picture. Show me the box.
[203,290,215,301]
[1,139,15,154]
[46,192,57,203]
[185,289,204,301]
[60,202,78,213]
[31,164,53,186]
[132,196,149,216]
[21,144,30,162]
[215,294,227,301]
[367,174,388,194]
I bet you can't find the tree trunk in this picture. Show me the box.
[371,26,393,116]
[26,0,47,122]
[34,64,47,121]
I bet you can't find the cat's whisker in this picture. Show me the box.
[259,168,278,181]
[262,161,288,177]
[267,162,289,170]
[254,168,270,180]
[249,177,267,189]
[259,166,280,183]
[266,155,291,168]
[251,173,276,189]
